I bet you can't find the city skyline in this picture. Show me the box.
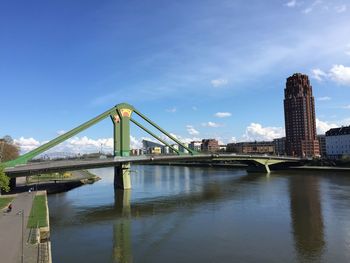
[1,0,350,154]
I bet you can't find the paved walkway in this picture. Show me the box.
[0,192,35,263]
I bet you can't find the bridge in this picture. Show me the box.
[2,103,302,190]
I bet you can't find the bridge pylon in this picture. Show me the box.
[111,103,133,189]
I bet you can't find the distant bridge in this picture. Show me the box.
[2,102,302,190]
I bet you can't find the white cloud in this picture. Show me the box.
[241,123,285,141]
[214,112,232,118]
[329,65,350,85]
[166,107,177,113]
[286,0,297,7]
[161,133,200,145]
[311,65,350,86]
[311,68,327,81]
[14,135,144,155]
[130,136,143,149]
[302,0,322,14]
[211,78,228,88]
[316,118,338,134]
[317,96,331,101]
[300,1,347,14]
[201,121,222,128]
[186,125,199,135]
[335,5,347,13]
[230,137,237,143]
[339,118,350,126]
[14,137,41,152]
[342,105,350,109]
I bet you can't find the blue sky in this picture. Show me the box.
[1,0,350,153]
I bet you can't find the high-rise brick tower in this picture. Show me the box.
[284,73,320,157]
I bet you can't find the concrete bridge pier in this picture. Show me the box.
[114,163,131,190]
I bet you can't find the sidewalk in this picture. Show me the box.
[0,192,35,263]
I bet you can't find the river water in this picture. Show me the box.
[48,165,350,262]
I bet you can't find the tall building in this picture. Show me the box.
[284,73,320,157]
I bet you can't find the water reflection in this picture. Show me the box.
[289,175,325,262]
[49,166,350,263]
[113,190,132,263]
[109,172,263,263]
[75,171,260,222]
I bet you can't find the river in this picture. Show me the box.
[48,165,350,262]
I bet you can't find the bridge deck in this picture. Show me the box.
[4,154,301,177]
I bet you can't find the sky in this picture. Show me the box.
[1,0,350,155]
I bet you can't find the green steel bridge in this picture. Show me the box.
[2,103,302,189]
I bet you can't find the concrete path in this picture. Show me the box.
[0,192,35,263]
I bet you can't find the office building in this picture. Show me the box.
[284,73,319,157]
[325,126,350,159]
[201,139,219,152]
[273,137,286,156]
[227,141,274,155]
[189,141,202,152]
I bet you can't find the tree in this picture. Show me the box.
[0,165,10,193]
[0,136,19,162]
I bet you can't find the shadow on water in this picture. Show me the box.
[289,174,325,262]
[113,190,132,263]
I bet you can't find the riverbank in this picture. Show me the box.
[10,170,101,195]
[289,166,350,172]
[26,191,52,263]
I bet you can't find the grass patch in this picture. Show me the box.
[27,195,47,228]
[0,197,13,209]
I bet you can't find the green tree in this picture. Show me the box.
[0,165,10,193]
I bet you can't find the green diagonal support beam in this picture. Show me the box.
[133,108,196,155]
[130,118,181,155]
[4,106,118,167]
